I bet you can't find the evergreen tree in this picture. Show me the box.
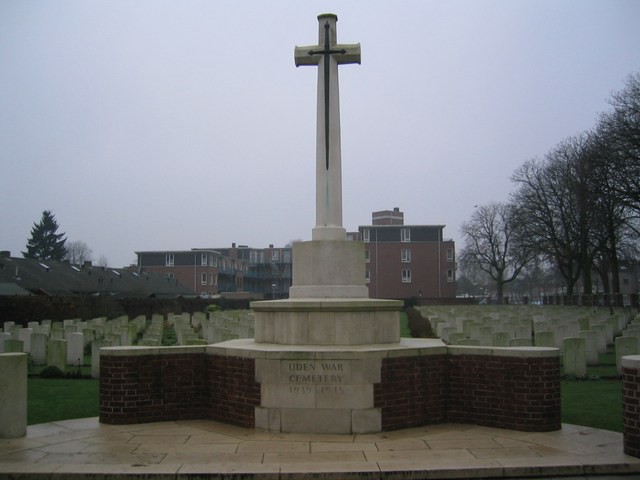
[23,210,68,261]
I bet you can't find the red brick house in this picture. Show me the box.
[135,248,247,298]
[358,208,456,300]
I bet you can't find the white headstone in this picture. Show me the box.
[535,331,555,348]
[17,328,33,353]
[563,337,587,377]
[0,353,27,438]
[66,332,84,366]
[4,339,23,353]
[47,339,67,371]
[30,333,48,365]
[580,330,599,366]
[91,339,112,379]
[0,332,11,353]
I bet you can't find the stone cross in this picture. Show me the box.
[295,14,360,241]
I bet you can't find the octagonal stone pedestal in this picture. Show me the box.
[251,298,402,345]
[246,297,407,434]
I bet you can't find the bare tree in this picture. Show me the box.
[511,134,599,295]
[459,202,531,304]
[97,255,109,268]
[64,240,93,265]
[589,74,640,293]
[599,72,640,214]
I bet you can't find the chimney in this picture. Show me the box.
[269,244,274,249]
[0,251,10,258]
[83,260,92,268]
[232,243,236,248]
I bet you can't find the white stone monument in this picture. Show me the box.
[211,14,445,435]
[252,13,400,347]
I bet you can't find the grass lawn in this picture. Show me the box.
[561,379,622,432]
[28,378,99,425]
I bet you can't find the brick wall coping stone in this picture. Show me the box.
[99,345,207,357]
[206,338,447,360]
[97,342,559,360]
[448,345,559,358]
[251,298,403,312]
[622,355,640,368]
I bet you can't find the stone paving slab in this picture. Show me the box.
[0,418,639,479]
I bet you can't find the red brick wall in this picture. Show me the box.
[375,355,448,430]
[100,348,560,433]
[447,354,561,431]
[623,364,640,457]
[375,353,559,432]
[100,353,207,424]
[207,354,261,428]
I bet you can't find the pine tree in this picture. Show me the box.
[23,210,68,261]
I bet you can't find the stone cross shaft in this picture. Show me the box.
[295,14,360,241]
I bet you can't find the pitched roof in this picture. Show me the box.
[0,256,194,298]
[0,282,31,296]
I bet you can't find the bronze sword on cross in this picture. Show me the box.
[295,15,360,170]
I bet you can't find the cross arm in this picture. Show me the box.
[294,43,361,67]
[294,45,319,66]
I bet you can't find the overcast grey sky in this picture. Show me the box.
[1,1,639,267]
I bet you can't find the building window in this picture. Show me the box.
[201,253,208,266]
[402,269,412,283]
[165,253,174,266]
[363,229,370,243]
[165,273,174,280]
[365,269,370,284]
[214,274,218,286]
[401,249,411,263]
[365,249,370,263]
[447,249,453,262]
[401,228,411,242]
[272,250,279,261]
[447,269,454,282]
[200,273,207,285]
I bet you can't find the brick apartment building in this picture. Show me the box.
[135,249,247,298]
[215,244,292,299]
[135,244,292,299]
[358,208,456,300]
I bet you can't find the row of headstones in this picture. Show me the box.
[167,310,255,345]
[1,310,257,376]
[420,305,633,377]
[0,316,146,352]
[1,309,256,350]
[425,307,626,348]
[0,315,148,377]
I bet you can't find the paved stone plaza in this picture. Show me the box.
[0,417,639,479]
